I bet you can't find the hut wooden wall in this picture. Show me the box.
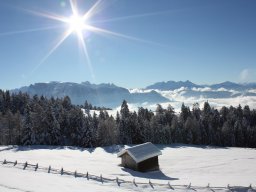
[137,156,159,172]
[120,153,160,172]
[121,153,137,170]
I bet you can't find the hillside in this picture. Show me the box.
[0,144,255,191]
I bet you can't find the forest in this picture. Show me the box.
[0,90,256,148]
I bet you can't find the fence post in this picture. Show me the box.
[187,182,191,189]
[3,159,6,164]
[14,160,17,166]
[35,163,38,171]
[86,171,89,180]
[48,166,51,173]
[100,174,103,183]
[149,179,153,188]
[168,181,174,190]
[74,170,77,178]
[116,177,120,187]
[61,167,64,175]
[207,183,210,188]
[23,161,27,170]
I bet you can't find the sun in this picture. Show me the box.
[68,14,86,33]
[24,0,159,79]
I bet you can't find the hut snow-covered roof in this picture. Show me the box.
[117,142,162,163]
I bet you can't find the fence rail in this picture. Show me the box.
[1,159,255,191]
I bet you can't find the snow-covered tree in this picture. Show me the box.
[21,104,36,145]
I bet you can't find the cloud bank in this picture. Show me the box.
[125,87,256,113]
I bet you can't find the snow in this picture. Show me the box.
[0,144,256,192]
[117,142,162,163]
[0,165,133,192]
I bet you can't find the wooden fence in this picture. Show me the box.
[1,159,255,192]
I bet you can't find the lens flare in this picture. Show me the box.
[17,0,166,79]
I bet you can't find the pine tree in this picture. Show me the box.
[2,91,11,115]
[6,109,13,145]
[97,115,117,146]
[51,113,61,145]
[192,102,201,121]
[234,120,244,147]
[222,121,235,146]
[118,100,132,144]
[14,111,22,145]
[0,90,4,113]
[91,112,99,147]
[200,102,213,145]
[180,103,191,123]
[120,100,129,118]
[69,108,84,146]
[62,96,72,110]
[184,117,194,144]
[247,125,256,147]
[171,116,182,143]
[21,104,35,145]
[82,114,93,148]
[130,111,141,144]
[165,104,175,125]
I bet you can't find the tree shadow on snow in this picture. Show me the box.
[1,144,124,154]
[156,143,229,151]
[0,146,17,152]
[10,145,96,153]
[103,145,125,154]
[121,167,178,181]
[103,144,229,155]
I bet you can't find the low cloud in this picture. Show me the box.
[111,86,256,115]
[129,88,152,94]
[192,87,212,92]
[216,87,228,92]
[205,96,256,110]
[248,89,256,94]
[136,96,256,113]
[130,90,256,113]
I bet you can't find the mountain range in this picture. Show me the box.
[11,80,256,108]
[146,80,256,91]
[11,81,169,108]
[145,80,256,100]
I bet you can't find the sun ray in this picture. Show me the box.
[0,25,65,37]
[77,31,95,79]
[82,0,102,20]
[91,9,176,24]
[70,0,78,16]
[21,0,168,78]
[25,0,99,78]
[31,29,73,74]
[21,8,68,23]
[85,25,167,47]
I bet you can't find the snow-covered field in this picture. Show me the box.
[0,144,256,192]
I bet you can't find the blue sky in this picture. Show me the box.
[0,0,256,89]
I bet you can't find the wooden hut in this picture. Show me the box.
[117,142,162,172]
